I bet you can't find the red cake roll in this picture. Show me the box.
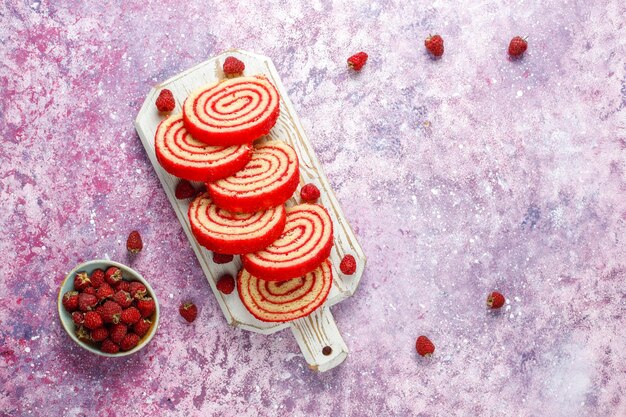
[237,259,333,322]
[207,141,299,213]
[241,204,334,281]
[182,75,280,146]
[188,192,286,255]
[155,114,252,182]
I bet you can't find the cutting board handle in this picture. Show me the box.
[290,306,348,372]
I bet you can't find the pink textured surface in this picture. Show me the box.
[1,1,625,416]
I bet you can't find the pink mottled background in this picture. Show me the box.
[1,0,626,416]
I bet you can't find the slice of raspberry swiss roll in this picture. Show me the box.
[183,75,280,146]
[241,204,334,281]
[188,192,286,255]
[155,114,252,182]
[237,259,333,322]
[207,141,299,213]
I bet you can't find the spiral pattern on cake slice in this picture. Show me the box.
[183,75,280,146]
[207,141,299,213]
[241,204,334,281]
[238,259,333,322]
[154,114,252,182]
[188,192,286,255]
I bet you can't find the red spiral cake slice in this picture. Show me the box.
[241,204,334,281]
[155,114,252,182]
[207,141,299,213]
[238,259,333,322]
[183,75,280,146]
[188,192,286,255]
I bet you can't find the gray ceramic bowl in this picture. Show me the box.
[57,260,160,357]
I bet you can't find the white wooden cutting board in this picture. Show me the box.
[135,50,366,371]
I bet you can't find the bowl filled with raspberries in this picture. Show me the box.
[57,260,160,356]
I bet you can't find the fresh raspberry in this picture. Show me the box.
[90,327,109,342]
[127,230,143,254]
[83,286,97,296]
[300,184,321,202]
[179,302,197,323]
[95,304,105,316]
[223,56,245,76]
[100,300,123,324]
[508,36,528,58]
[96,283,115,301]
[487,291,506,309]
[136,297,156,318]
[212,252,234,264]
[128,282,147,299]
[340,254,357,275]
[216,274,235,295]
[75,326,91,342]
[119,333,140,351]
[62,290,79,312]
[83,311,103,330]
[109,323,128,344]
[175,180,197,200]
[100,339,119,354]
[121,307,141,325]
[73,271,91,291]
[425,34,444,57]
[133,318,152,337]
[113,290,133,308]
[416,335,435,357]
[71,311,84,326]
[105,266,122,286]
[347,52,368,71]
[115,280,130,293]
[78,293,98,312]
[90,269,105,288]
[155,89,175,112]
